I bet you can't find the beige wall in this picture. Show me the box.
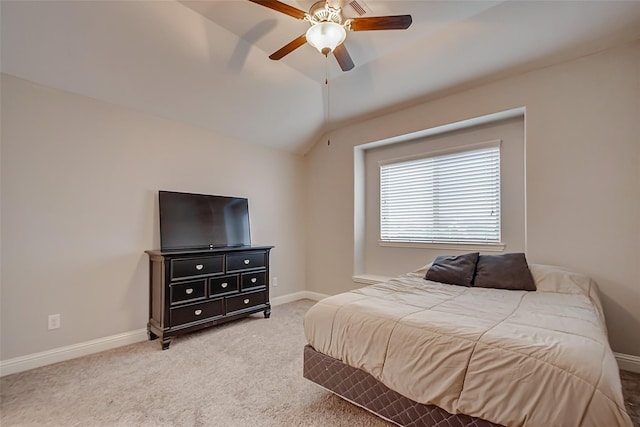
[2,40,639,362]
[306,41,640,356]
[0,74,307,360]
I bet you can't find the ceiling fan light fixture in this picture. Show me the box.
[306,22,346,56]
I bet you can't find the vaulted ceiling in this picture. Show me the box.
[2,1,640,153]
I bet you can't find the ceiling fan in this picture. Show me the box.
[248,0,412,71]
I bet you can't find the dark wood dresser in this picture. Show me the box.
[145,245,273,349]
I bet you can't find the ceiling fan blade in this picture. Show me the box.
[247,0,307,20]
[269,34,307,60]
[333,44,354,72]
[349,15,412,31]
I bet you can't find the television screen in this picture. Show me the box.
[159,191,251,251]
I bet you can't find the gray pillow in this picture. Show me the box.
[424,252,479,287]
[473,253,536,291]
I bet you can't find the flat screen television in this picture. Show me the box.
[159,191,251,251]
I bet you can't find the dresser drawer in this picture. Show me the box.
[226,252,266,272]
[210,275,239,296]
[170,279,206,305]
[170,299,223,326]
[241,271,266,290]
[171,256,223,280]
[226,291,267,314]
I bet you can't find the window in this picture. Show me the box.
[379,141,501,245]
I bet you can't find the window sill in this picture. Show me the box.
[378,241,506,252]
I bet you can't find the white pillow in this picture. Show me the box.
[529,264,597,296]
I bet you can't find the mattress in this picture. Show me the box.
[303,264,632,427]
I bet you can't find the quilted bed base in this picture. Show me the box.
[303,345,503,427]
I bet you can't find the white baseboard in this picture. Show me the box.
[1,291,330,377]
[352,274,392,285]
[271,290,329,305]
[0,328,148,377]
[300,290,331,301]
[615,352,640,373]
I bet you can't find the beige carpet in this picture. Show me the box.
[1,299,639,427]
[1,299,388,427]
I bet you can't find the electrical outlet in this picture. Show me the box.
[272,277,279,287]
[48,314,61,330]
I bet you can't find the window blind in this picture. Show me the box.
[380,143,501,244]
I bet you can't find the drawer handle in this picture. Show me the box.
[194,309,202,315]
[195,264,204,271]
[251,278,257,283]
[186,288,194,295]
[221,282,228,288]
[244,259,250,265]
[244,299,250,304]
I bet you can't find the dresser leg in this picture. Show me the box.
[264,308,271,318]
[148,330,158,341]
[161,337,171,350]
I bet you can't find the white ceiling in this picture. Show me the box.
[2,1,640,153]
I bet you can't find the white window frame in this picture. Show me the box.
[378,140,505,251]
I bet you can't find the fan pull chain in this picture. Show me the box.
[325,55,331,146]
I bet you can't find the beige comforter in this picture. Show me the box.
[304,264,632,427]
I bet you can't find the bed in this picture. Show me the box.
[303,260,632,427]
